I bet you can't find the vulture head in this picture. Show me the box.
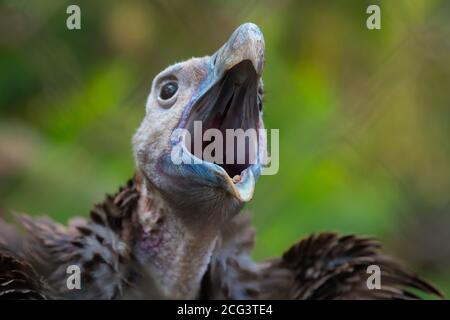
[0,23,441,301]
[133,23,266,225]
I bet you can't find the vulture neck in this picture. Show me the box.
[134,179,221,299]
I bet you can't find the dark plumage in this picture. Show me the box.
[280,233,440,299]
[0,178,442,299]
[202,208,442,300]
[0,253,49,299]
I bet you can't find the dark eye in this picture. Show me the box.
[160,82,178,100]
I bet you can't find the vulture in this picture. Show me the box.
[0,23,442,300]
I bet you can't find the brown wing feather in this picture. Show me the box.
[0,178,142,299]
[280,233,443,299]
[0,251,51,299]
[203,227,442,300]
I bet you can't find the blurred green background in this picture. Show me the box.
[0,0,449,297]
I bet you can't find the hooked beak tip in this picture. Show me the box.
[212,22,265,77]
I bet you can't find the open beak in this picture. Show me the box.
[173,23,265,202]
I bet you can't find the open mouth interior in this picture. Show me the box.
[184,60,260,179]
